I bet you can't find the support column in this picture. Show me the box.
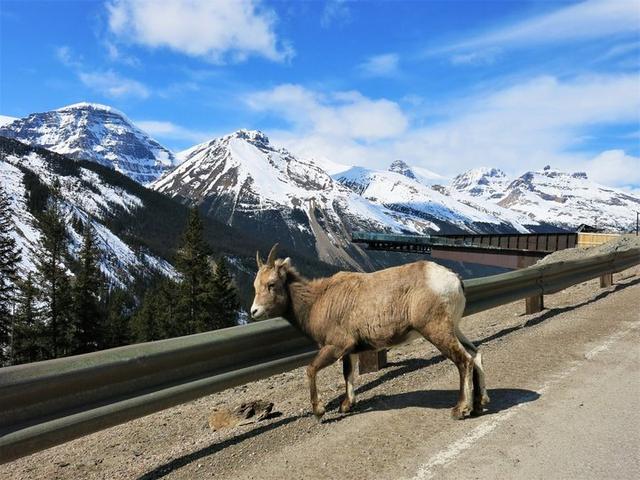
[358,350,387,374]
[600,272,613,288]
[526,294,544,314]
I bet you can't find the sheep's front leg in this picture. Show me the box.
[307,345,342,419]
[340,354,357,413]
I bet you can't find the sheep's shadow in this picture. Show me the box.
[322,387,539,424]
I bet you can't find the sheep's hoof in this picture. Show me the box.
[313,405,326,419]
[472,393,490,416]
[451,404,472,420]
[339,399,352,413]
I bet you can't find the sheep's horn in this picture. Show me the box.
[266,243,279,266]
[256,250,264,268]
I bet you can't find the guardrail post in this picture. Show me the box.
[358,350,387,374]
[525,294,544,314]
[600,272,613,288]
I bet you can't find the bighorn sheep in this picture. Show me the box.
[251,244,489,419]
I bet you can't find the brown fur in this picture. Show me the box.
[251,245,489,419]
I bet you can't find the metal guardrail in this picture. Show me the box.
[1,248,639,464]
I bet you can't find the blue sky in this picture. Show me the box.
[1,0,639,189]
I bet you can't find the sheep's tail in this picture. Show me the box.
[455,326,477,355]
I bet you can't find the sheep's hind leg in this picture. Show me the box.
[419,324,475,419]
[456,329,490,414]
[340,354,358,413]
[471,352,490,414]
[307,345,343,419]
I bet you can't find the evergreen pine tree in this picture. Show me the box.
[35,196,73,358]
[72,223,103,354]
[130,289,162,342]
[12,273,45,364]
[210,257,240,330]
[130,278,179,342]
[174,208,214,334]
[101,286,134,349]
[0,184,22,365]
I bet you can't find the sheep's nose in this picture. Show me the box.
[251,307,259,318]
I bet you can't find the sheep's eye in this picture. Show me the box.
[267,283,275,291]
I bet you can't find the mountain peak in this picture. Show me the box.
[232,129,270,145]
[388,159,416,179]
[56,102,120,113]
[450,167,510,200]
[0,103,175,183]
[537,165,588,181]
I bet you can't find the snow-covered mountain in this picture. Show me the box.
[153,130,435,269]
[449,165,640,232]
[334,165,536,233]
[449,167,512,201]
[0,115,17,127]
[4,99,636,254]
[497,167,640,231]
[0,137,175,286]
[388,159,448,186]
[0,103,175,184]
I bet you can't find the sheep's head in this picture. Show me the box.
[251,244,292,320]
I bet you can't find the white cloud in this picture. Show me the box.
[79,70,150,99]
[321,0,351,28]
[450,49,499,66]
[135,120,212,143]
[55,46,82,68]
[55,45,150,99]
[104,40,140,67]
[583,150,640,189]
[433,0,640,57]
[106,0,293,63]
[358,53,400,77]
[248,74,640,190]
[389,74,640,180]
[246,84,408,142]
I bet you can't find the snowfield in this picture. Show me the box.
[1,147,175,286]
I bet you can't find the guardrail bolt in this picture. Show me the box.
[358,350,388,374]
[525,294,544,314]
[600,273,613,288]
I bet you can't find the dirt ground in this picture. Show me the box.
[1,265,639,480]
[536,234,640,264]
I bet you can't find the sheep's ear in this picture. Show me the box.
[256,250,264,268]
[277,257,291,279]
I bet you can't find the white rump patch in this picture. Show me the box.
[426,264,462,298]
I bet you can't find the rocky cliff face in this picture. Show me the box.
[449,167,512,201]
[0,103,175,184]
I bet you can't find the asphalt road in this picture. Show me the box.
[411,319,640,480]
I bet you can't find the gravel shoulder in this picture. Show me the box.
[2,266,639,480]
